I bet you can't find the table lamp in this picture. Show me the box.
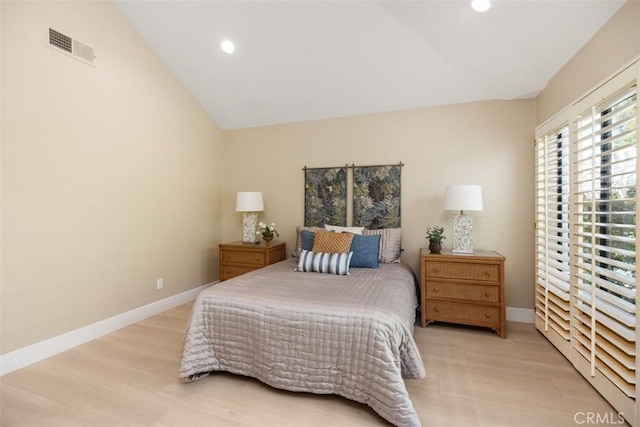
[236,192,264,244]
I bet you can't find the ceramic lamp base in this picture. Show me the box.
[452,212,474,254]
[242,212,258,244]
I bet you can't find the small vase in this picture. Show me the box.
[262,234,274,246]
[429,241,442,254]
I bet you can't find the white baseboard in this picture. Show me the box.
[506,306,535,324]
[0,283,214,376]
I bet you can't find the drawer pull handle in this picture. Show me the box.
[484,312,491,318]
[255,256,261,261]
[433,288,439,293]
[484,292,491,298]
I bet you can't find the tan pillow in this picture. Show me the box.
[312,230,354,253]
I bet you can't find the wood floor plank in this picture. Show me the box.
[9,402,126,427]
[0,303,620,427]
[2,365,173,426]
[0,383,57,427]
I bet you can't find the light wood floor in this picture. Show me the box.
[1,303,617,427]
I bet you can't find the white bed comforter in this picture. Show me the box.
[179,259,425,426]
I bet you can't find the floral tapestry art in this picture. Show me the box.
[304,167,347,227]
[353,165,401,229]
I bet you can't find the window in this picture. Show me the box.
[535,121,572,349]
[535,62,638,423]
[572,84,637,398]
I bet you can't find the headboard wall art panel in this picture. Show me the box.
[303,166,347,227]
[353,164,402,229]
[303,163,402,229]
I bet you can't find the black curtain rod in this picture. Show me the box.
[302,164,349,171]
[302,162,403,171]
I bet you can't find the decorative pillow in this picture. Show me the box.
[301,230,315,251]
[349,233,381,268]
[324,224,364,235]
[312,229,354,253]
[293,226,323,257]
[363,228,402,263]
[296,250,353,275]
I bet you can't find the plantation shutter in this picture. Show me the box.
[535,62,638,425]
[572,81,637,400]
[535,116,572,355]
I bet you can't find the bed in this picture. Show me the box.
[179,230,425,427]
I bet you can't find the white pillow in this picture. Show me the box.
[324,224,364,235]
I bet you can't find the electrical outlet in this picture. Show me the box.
[156,278,163,290]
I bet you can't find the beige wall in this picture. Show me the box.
[1,1,223,354]
[4,0,635,358]
[536,0,640,125]
[223,100,536,310]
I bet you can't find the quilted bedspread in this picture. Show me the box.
[179,258,425,426]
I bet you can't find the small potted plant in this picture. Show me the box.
[426,226,445,254]
[257,222,279,246]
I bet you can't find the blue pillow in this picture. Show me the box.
[349,233,381,268]
[301,230,315,251]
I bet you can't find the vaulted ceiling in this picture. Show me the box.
[115,0,626,130]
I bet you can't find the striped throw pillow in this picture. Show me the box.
[312,229,354,253]
[296,250,353,275]
[363,228,402,263]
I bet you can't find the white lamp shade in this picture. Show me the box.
[443,185,483,211]
[235,192,264,212]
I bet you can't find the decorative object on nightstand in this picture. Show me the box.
[219,241,286,281]
[425,226,445,254]
[236,192,264,244]
[420,249,506,338]
[443,185,483,254]
[258,222,279,246]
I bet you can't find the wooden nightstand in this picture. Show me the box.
[420,249,506,338]
[219,241,286,281]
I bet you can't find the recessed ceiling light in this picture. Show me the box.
[471,0,491,12]
[221,40,235,54]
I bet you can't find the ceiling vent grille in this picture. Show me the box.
[47,28,96,66]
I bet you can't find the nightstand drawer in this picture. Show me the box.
[427,301,500,324]
[221,250,266,266]
[221,266,256,281]
[425,261,500,282]
[426,281,499,303]
[219,242,286,281]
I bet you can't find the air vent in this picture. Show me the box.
[49,28,72,53]
[47,27,96,66]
